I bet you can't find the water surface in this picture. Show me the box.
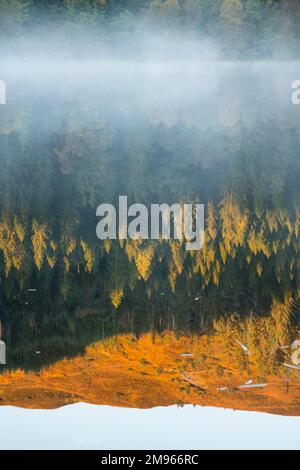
[0,403,299,450]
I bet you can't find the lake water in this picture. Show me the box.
[0,404,299,450]
[1,59,300,451]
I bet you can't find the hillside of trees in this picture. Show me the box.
[1,0,300,58]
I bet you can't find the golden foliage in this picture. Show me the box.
[31,220,48,270]
[220,194,248,254]
[135,246,154,281]
[80,240,95,273]
[110,288,124,309]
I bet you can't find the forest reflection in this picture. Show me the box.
[0,60,300,409]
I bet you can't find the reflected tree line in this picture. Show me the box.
[0,64,300,369]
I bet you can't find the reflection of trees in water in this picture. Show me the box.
[1,71,300,369]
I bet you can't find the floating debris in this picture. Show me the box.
[235,340,250,354]
[244,379,253,385]
[292,340,300,349]
[282,362,300,371]
[180,353,194,357]
[238,383,268,390]
[291,341,300,366]
[218,383,268,392]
